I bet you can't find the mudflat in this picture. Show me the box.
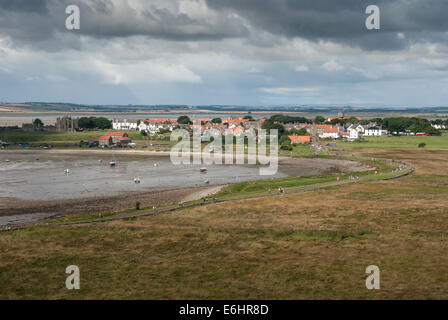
[0,150,372,225]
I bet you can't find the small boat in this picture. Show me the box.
[154,163,158,167]
[110,153,116,167]
[204,180,210,184]
[200,167,207,173]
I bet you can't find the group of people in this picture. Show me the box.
[202,197,218,204]
[0,225,11,231]
[349,175,360,181]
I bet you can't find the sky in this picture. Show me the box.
[1,0,448,107]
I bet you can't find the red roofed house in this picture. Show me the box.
[106,132,129,144]
[320,127,340,139]
[118,136,132,145]
[99,136,112,146]
[288,135,311,144]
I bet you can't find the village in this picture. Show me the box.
[2,112,444,151]
[106,113,387,148]
[84,111,447,148]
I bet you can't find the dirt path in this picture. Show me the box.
[181,185,226,202]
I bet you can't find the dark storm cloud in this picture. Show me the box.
[1,0,447,51]
[0,0,49,12]
[0,0,248,49]
[206,0,448,50]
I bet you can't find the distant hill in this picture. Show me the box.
[1,102,448,115]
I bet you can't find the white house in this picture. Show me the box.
[364,126,383,136]
[113,119,138,131]
[347,124,365,140]
[138,121,162,134]
[320,127,340,139]
[432,123,446,130]
[138,119,178,134]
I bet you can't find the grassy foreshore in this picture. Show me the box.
[0,135,447,299]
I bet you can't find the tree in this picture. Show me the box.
[288,128,308,136]
[314,116,326,124]
[33,118,43,129]
[279,135,290,145]
[94,117,112,130]
[424,126,441,136]
[78,117,111,130]
[269,114,311,124]
[296,128,308,136]
[262,121,285,135]
[78,117,94,129]
[177,116,192,125]
[243,115,254,120]
[211,117,222,124]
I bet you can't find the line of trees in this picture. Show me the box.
[78,117,112,130]
[379,117,440,135]
[430,119,448,126]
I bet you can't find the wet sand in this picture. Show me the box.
[0,150,373,225]
[0,185,225,226]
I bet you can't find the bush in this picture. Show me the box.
[280,144,292,151]
[418,143,426,148]
[136,201,141,210]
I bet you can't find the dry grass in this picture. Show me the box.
[0,148,447,299]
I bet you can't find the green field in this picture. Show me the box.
[337,134,448,149]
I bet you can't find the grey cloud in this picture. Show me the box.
[2,0,448,52]
[0,0,249,50]
[0,0,49,12]
[206,0,448,50]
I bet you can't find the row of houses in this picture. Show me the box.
[112,117,387,144]
[90,132,132,147]
[113,117,264,137]
[288,123,387,144]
